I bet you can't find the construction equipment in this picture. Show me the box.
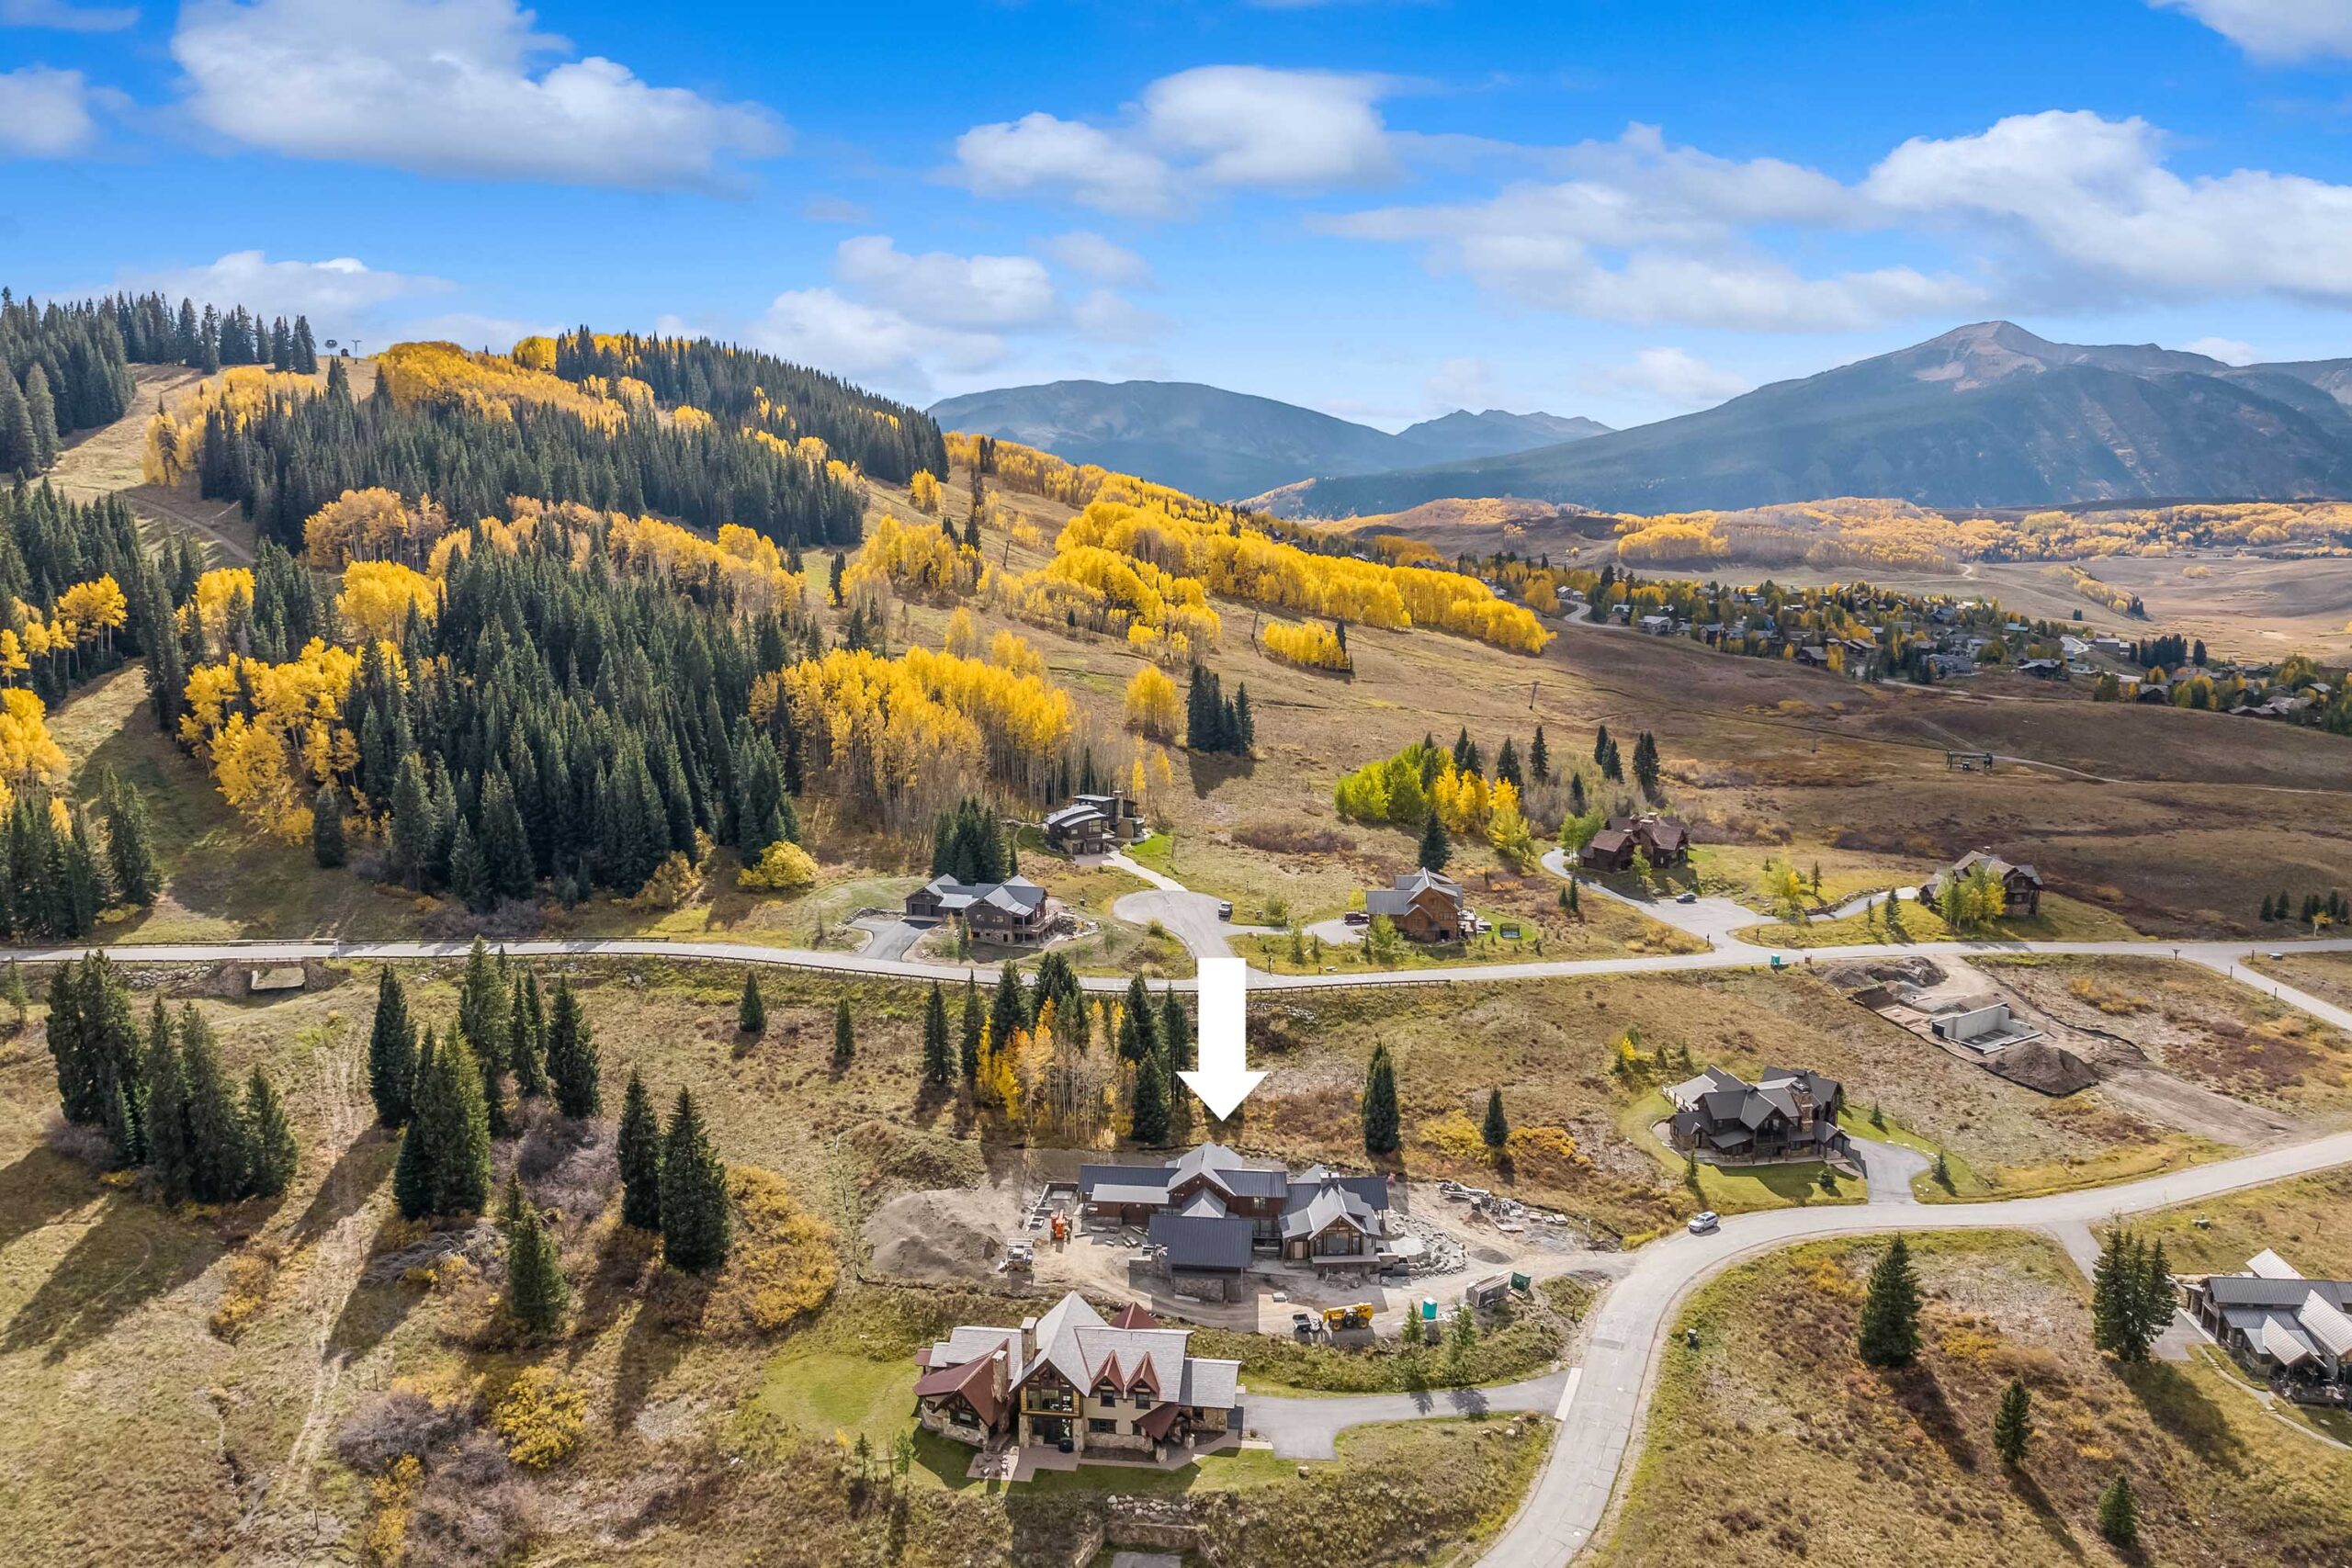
[1048,1212,1069,1244]
[1322,1303,1374,1331]
[1005,1239,1035,1272]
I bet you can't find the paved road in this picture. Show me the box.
[1254,1369,1571,1459]
[1476,1126,2352,1568]
[8,934,2352,1001]
[1848,1134,1932,1205]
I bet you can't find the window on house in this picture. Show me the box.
[1089,1418,1115,1434]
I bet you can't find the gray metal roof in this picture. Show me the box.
[1179,1356,1241,1410]
[1148,1213,1253,1272]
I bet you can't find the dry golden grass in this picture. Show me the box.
[1597,1230,2352,1568]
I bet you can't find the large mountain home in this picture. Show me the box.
[1577,814,1692,874]
[2184,1249,2352,1402]
[1079,1143,1392,1297]
[1664,1066,1851,1165]
[903,874,1059,944]
[1042,791,1146,855]
[1924,849,2044,916]
[1362,867,1467,942]
[913,1293,1242,1465]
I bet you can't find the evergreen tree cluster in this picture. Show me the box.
[370,945,600,1223]
[313,520,806,903]
[102,290,318,376]
[46,956,296,1200]
[0,795,101,940]
[2090,1224,2175,1363]
[176,345,868,552]
[2130,633,2194,670]
[0,291,135,474]
[0,483,172,703]
[930,796,1012,884]
[2263,888,2347,924]
[1183,663,1253,755]
[1115,974,1187,1143]
[544,328,945,486]
[615,1070,732,1272]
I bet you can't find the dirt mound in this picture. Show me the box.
[1826,956,1948,993]
[1986,1040,2098,1097]
[863,1188,1013,1283]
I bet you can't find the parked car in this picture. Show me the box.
[1676,891,1698,904]
[1688,1211,1720,1235]
[1217,900,1233,919]
[1343,909,1369,926]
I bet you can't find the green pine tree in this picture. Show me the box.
[311,783,346,868]
[177,1008,249,1204]
[545,976,600,1119]
[458,939,510,1134]
[959,976,984,1086]
[1130,1051,1171,1145]
[738,968,766,1036]
[658,1089,732,1271]
[103,780,161,903]
[832,996,854,1068]
[502,1176,570,1339]
[1993,1375,2032,1466]
[511,971,548,1100]
[616,1069,663,1233]
[1481,1088,1510,1150]
[3,959,28,1032]
[141,998,190,1202]
[1417,810,1451,872]
[1362,1043,1401,1156]
[242,1067,299,1199]
[2098,1472,2138,1549]
[921,981,950,1085]
[367,965,417,1127]
[392,1029,492,1221]
[989,968,1027,1055]
[1857,1235,1923,1367]
[1159,987,1193,1077]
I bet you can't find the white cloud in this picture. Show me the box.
[170,0,786,190]
[1865,110,2352,305]
[2186,335,2261,365]
[833,235,1057,330]
[1141,66,1396,190]
[0,64,98,156]
[1,0,137,29]
[1600,346,1752,408]
[751,288,1003,395]
[1041,231,1154,286]
[2150,0,2352,60]
[951,65,1400,214]
[953,111,1179,217]
[111,250,452,322]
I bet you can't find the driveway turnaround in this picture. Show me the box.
[1254,1370,1572,1459]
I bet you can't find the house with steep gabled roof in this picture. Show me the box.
[1079,1143,1394,1297]
[914,1292,1243,1466]
[1924,849,2043,916]
[903,874,1060,944]
[1361,867,1466,942]
[1663,1065,1850,1165]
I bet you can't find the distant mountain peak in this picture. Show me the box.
[929,378,1605,499]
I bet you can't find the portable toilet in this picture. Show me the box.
[1420,1297,1438,1322]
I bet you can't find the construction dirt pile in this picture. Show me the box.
[862,1188,1014,1283]
[1986,1039,2100,1097]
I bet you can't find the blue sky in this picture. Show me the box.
[8,0,2352,431]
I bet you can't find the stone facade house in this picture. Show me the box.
[1361,867,1466,942]
[1664,1065,1851,1165]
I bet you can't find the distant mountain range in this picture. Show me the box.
[926,379,1609,501]
[1256,322,2352,517]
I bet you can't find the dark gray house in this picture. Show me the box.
[903,874,1059,944]
[1663,1066,1850,1164]
[2184,1249,2352,1400]
[1081,1143,1392,1296]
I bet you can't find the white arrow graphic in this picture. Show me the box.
[1178,955,1264,1120]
